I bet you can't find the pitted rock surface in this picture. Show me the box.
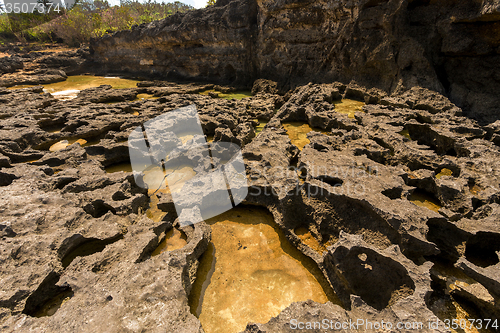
[91,0,500,124]
[1,38,500,333]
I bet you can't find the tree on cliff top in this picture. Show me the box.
[0,0,194,45]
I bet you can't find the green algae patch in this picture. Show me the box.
[199,89,252,100]
[9,76,140,100]
[222,91,252,100]
[44,75,139,91]
[135,93,159,101]
[254,119,268,135]
[189,206,340,333]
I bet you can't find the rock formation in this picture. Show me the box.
[90,0,500,124]
[1,0,500,331]
[1,72,500,331]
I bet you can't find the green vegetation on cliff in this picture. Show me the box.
[0,0,193,46]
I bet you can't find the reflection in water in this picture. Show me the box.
[9,75,139,100]
[333,99,365,118]
[177,133,197,145]
[189,206,340,333]
[50,89,80,101]
[165,165,197,193]
[7,85,36,90]
[409,190,442,213]
[151,228,188,256]
[46,127,63,134]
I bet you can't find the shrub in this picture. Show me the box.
[0,0,194,45]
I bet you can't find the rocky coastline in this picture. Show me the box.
[1,0,500,332]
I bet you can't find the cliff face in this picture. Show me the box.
[91,0,258,84]
[90,0,500,123]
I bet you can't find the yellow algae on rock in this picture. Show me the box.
[190,206,339,333]
[409,190,442,213]
[283,122,329,150]
[333,99,365,118]
[295,227,335,254]
[49,138,87,152]
[436,168,453,179]
[151,228,188,256]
